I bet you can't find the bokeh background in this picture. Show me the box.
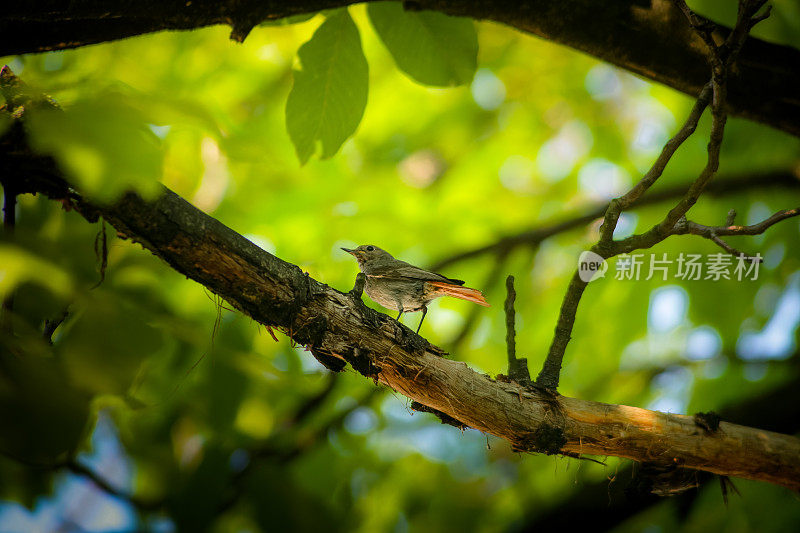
[1,1,800,531]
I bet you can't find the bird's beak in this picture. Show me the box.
[341,247,357,256]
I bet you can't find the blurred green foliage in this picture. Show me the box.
[1,2,800,532]
[27,95,164,202]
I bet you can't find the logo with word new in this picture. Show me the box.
[578,251,608,282]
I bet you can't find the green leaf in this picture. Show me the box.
[0,113,11,137]
[286,9,368,164]
[0,243,74,301]
[367,2,477,87]
[26,93,163,203]
[0,336,91,464]
[58,295,163,396]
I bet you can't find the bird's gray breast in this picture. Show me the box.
[364,276,427,312]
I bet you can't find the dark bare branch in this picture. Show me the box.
[535,0,770,390]
[431,170,799,271]
[66,460,162,511]
[6,150,800,490]
[504,275,530,384]
[598,82,712,244]
[699,206,800,237]
[673,207,800,261]
[4,37,800,492]
[1,0,799,137]
[535,271,587,389]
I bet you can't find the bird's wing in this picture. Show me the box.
[368,260,465,285]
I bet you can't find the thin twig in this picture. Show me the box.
[536,271,588,389]
[699,207,800,236]
[674,207,800,261]
[503,274,530,385]
[505,275,516,365]
[534,0,772,390]
[66,460,162,511]
[671,0,719,55]
[431,170,798,271]
[598,82,713,244]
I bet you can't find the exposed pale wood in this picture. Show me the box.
[5,169,800,490]
[3,66,799,491]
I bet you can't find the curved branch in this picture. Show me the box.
[521,362,800,530]
[430,170,800,271]
[673,207,800,261]
[534,0,772,389]
[694,207,800,237]
[4,66,800,493]
[66,460,161,511]
[1,0,799,137]
[4,161,800,490]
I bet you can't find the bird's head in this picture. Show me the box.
[341,244,394,269]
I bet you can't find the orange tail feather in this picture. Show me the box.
[427,282,490,307]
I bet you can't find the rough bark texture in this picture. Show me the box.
[519,366,800,531]
[3,157,800,490]
[2,0,799,137]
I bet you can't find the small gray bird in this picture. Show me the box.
[342,245,490,333]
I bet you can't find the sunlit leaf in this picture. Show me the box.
[285,9,368,164]
[367,2,477,86]
[26,94,164,202]
[2,6,800,530]
[0,243,74,301]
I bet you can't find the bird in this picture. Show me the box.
[342,245,490,333]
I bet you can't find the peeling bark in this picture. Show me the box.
[3,65,800,492]
[3,163,799,490]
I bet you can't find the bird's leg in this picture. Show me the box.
[416,306,427,334]
[396,308,404,321]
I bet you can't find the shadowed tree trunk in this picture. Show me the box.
[2,0,799,136]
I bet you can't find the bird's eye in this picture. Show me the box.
[366,246,374,252]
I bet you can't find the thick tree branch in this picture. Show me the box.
[4,59,800,493]
[1,1,799,137]
[521,358,800,531]
[3,154,800,490]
